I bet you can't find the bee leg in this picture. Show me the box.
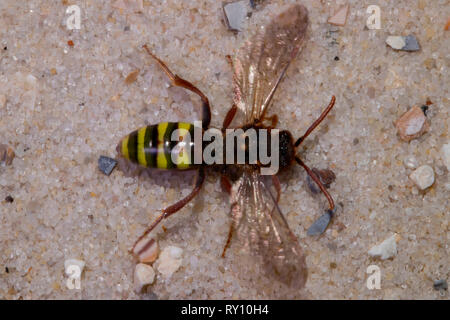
[295,96,336,147]
[295,156,335,212]
[272,175,281,203]
[221,224,234,258]
[263,114,278,128]
[130,167,206,254]
[220,174,232,194]
[220,175,233,258]
[142,44,211,129]
[225,54,233,70]
[222,104,237,129]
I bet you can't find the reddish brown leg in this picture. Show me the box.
[256,114,278,128]
[221,175,232,194]
[225,55,233,69]
[261,114,278,128]
[295,157,334,211]
[222,104,237,129]
[221,224,234,258]
[130,167,206,253]
[295,96,336,147]
[143,44,211,129]
[272,175,281,203]
[220,175,234,258]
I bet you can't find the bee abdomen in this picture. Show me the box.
[119,122,195,170]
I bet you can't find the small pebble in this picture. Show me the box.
[368,234,399,260]
[403,155,419,169]
[386,36,405,50]
[223,1,248,32]
[433,279,448,291]
[403,35,421,51]
[327,4,349,27]
[132,237,159,264]
[386,35,420,51]
[441,143,450,171]
[134,263,155,293]
[0,144,15,166]
[5,195,14,203]
[395,106,429,142]
[64,258,85,275]
[98,156,117,176]
[307,209,334,236]
[156,246,183,278]
[125,69,140,84]
[409,165,435,190]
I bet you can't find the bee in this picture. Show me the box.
[117,4,336,288]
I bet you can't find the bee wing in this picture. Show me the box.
[233,4,309,123]
[230,168,307,288]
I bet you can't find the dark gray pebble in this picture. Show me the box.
[223,1,247,32]
[98,156,117,176]
[307,209,334,236]
[433,279,448,291]
[403,34,420,51]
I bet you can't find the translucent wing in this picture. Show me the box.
[233,4,309,123]
[230,168,307,288]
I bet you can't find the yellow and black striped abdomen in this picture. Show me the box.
[119,122,196,170]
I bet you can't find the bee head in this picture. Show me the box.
[278,130,295,171]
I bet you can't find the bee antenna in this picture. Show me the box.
[295,156,335,212]
[294,96,336,148]
[294,137,303,147]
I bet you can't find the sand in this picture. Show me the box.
[0,0,448,299]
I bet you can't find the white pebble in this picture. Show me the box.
[395,106,429,141]
[156,246,183,278]
[64,258,85,275]
[441,143,450,171]
[409,165,435,190]
[403,155,419,169]
[405,116,425,135]
[368,234,399,260]
[386,36,406,50]
[134,263,155,292]
[25,74,37,90]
